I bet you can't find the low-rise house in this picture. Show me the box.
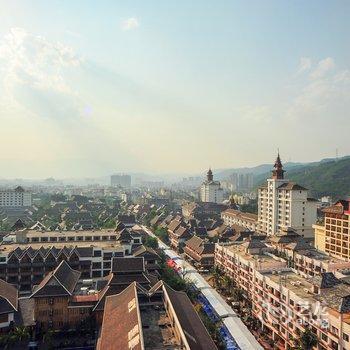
[0,279,18,329]
[97,281,217,350]
[184,236,215,268]
[117,214,136,228]
[169,225,191,251]
[221,209,258,231]
[133,246,161,274]
[31,261,82,330]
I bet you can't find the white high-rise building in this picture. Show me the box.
[110,174,131,188]
[0,186,32,207]
[199,169,224,203]
[258,154,318,238]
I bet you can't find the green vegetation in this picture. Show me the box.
[144,236,159,249]
[297,328,318,350]
[102,218,116,229]
[0,326,30,349]
[154,227,169,244]
[240,199,258,214]
[255,157,350,199]
[0,221,11,232]
[143,208,157,226]
[195,304,225,349]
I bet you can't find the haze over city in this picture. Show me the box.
[1,0,350,178]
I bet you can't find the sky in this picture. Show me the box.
[0,0,350,179]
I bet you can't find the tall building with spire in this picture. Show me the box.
[199,168,224,203]
[258,154,318,237]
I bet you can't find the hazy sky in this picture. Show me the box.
[1,0,350,178]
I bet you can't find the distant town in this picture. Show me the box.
[0,153,348,350]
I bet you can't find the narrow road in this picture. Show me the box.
[141,225,263,350]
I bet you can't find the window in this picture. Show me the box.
[343,333,349,342]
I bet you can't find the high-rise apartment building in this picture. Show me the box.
[258,154,318,237]
[316,199,350,260]
[228,173,254,192]
[110,174,131,188]
[0,186,32,207]
[199,169,224,204]
[215,240,350,350]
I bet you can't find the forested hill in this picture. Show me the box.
[254,157,350,199]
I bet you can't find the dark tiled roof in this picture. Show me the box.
[76,247,93,257]
[0,279,18,313]
[242,237,267,250]
[164,284,217,350]
[133,245,159,259]
[31,261,80,297]
[320,272,342,289]
[277,182,307,191]
[111,257,145,273]
[286,239,313,251]
[340,295,350,313]
[97,282,142,350]
[54,260,81,294]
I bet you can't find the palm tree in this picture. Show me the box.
[43,329,54,349]
[222,275,233,294]
[13,326,30,342]
[211,266,223,289]
[297,328,318,350]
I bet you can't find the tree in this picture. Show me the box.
[154,227,169,244]
[222,275,233,295]
[145,236,159,249]
[43,329,54,349]
[211,266,223,289]
[12,326,30,342]
[102,218,116,229]
[298,328,318,350]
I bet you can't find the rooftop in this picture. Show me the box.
[222,243,286,270]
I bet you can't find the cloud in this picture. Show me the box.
[297,57,312,73]
[121,17,139,31]
[309,57,335,80]
[286,57,350,121]
[235,105,272,124]
[0,27,83,121]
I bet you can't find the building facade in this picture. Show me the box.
[0,186,32,207]
[110,174,131,188]
[199,169,224,204]
[318,200,350,260]
[258,154,318,237]
[221,209,258,231]
[215,241,350,350]
[0,228,140,293]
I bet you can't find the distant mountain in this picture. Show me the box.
[254,156,350,199]
[215,161,305,180]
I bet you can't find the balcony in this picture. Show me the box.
[7,263,19,268]
[19,262,31,268]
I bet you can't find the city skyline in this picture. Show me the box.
[1,0,350,178]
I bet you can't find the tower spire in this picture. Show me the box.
[207,168,213,182]
[272,152,285,179]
